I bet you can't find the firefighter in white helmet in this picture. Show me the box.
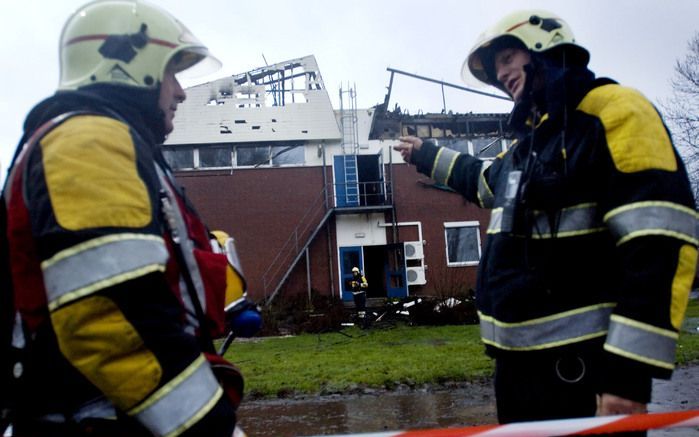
[395,10,696,430]
[350,267,369,327]
[2,1,247,435]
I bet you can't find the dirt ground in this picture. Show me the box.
[649,364,699,436]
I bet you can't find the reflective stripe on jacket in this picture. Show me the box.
[411,81,697,379]
[5,112,232,435]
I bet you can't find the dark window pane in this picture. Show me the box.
[445,225,480,265]
[200,146,231,168]
[162,148,193,170]
[342,251,360,272]
[237,146,270,166]
[272,145,304,166]
[436,138,470,154]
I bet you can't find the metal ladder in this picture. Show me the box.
[339,83,359,156]
[343,155,359,206]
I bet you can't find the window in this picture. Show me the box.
[237,146,270,167]
[271,144,304,166]
[436,138,469,154]
[163,142,305,170]
[444,221,481,267]
[199,146,232,168]
[237,143,304,167]
[434,137,502,158]
[162,147,194,170]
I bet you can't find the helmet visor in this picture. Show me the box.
[171,46,222,81]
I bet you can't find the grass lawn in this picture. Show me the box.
[225,298,699,399]
[677,295,699,364]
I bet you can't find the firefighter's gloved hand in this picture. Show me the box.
[227,300,262,338]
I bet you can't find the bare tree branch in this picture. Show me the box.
[661,32,699,202]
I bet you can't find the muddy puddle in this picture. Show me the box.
[235,308,699,436]
[237,384,496,437]
[237,362,699,437]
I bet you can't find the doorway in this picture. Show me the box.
[340,244,407,302]
[333,153,385,208]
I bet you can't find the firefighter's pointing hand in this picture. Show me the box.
[393,136,423,163]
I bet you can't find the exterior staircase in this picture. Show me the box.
[261,184,335,305]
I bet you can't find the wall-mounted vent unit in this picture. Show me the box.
[406,266,426,285]
[404,241,424,260]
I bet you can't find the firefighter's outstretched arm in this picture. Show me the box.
[394,135,501,209]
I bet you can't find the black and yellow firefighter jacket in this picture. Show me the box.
[351,273,368,295]
[4,89,239,436]
[410,78,697,402]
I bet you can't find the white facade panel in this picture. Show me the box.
[166,55,341,146]
[336,214,387,247]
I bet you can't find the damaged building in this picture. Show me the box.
[163,55,512,306]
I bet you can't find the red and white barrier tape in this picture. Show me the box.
[304,409,699,437]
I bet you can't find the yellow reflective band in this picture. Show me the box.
[609,314,678,339]
[479,303,616,327]
[430,147,459,185]
[42,234,168,311]
[478,304,615,351]
[40,115,152,230]
[486,208,503,234]
[604,201,698,246]
[48,265,165,312]
[671,244,697,330]
[529,203,605,239]
[603,344,674,370]
[482,331,608,351]
[130,355,223,437]
[487,203,607,238]
[165,388,222,437]
[605,315,678,370]
[430,148,444,181]
[477,160,495,208]
[578,84,676,173]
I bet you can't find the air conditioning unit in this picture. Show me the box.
[406,266,426,285]
[404,241,424,260]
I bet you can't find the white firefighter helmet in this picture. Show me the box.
[462,9,589,89]
[58,0,221,91]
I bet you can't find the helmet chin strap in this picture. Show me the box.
[150,82,168,142]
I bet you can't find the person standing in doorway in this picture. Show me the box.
[351,267,369,327]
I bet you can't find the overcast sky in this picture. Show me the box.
[2,0,698,181]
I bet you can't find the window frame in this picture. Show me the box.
[163,141,306,171]
[162,146,196,170]
[198,145,233,169]
[443,221,482,267]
